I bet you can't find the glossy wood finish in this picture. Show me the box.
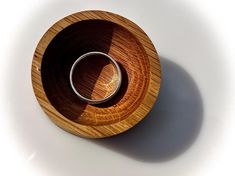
[31,10,161,138]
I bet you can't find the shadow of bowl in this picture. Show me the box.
[91,57,203,162]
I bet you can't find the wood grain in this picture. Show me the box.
[31,10,161,138]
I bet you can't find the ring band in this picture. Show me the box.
[69,51,122,104]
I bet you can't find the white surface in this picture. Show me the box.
[0,0,235,176]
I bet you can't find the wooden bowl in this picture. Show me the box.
[31,10,161,138]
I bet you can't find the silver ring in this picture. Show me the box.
[69,51,122,104]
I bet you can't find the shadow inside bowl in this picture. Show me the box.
[40,20,116,122]
[91,57,203,162]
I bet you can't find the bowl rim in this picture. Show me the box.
[31,10,161,138]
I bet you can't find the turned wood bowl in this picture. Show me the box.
[31,10,161,138]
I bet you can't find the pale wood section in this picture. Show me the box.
[31,10,161,138]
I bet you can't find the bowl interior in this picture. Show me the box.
[41,20,150,126]
[71,53,120,101]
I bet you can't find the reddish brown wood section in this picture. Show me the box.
[31,10,161,138]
